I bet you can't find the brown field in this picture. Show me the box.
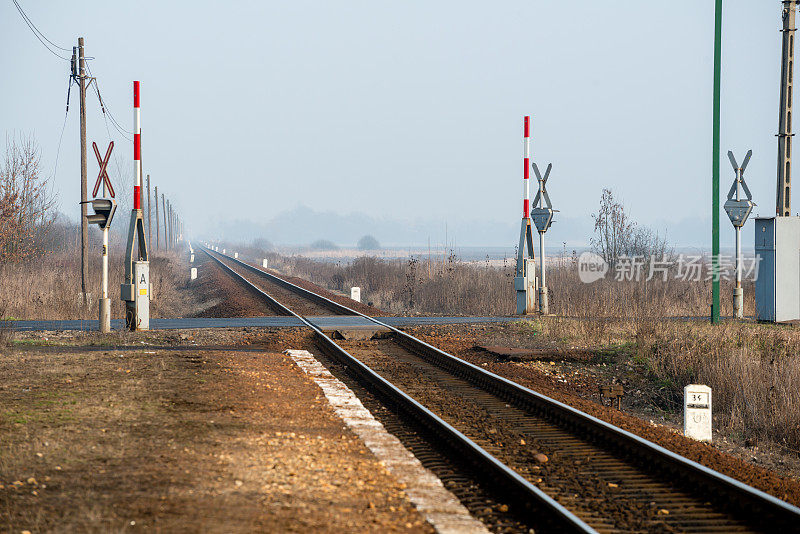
[0,330,424,532]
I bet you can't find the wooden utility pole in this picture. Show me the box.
[168,202,173,248]
[164,199,168,250]
[162,194,167,250]
[79,37,88,303]
[146,175,152,248]
[154,185,159,250]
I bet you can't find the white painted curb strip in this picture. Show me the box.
[286,349,488,534]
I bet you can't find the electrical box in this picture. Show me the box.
[123,261,150,330]
[526,258,537,313]
[755,216,800,322]
[515,260,538,314]
[134,261,149,329]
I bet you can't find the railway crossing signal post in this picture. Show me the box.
[515,116,538,314]
[89,141,116,332]
[87,198,116,330]
[724,150,755,319]
[531,162,556,315]
[122,81,150,330]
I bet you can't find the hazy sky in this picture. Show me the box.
[0,1,788,246]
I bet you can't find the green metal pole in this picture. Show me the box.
[711,0,722,324]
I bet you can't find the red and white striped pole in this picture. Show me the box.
[523,115,531,218]
[133,81,141,210]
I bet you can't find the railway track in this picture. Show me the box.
[200,245,800,532]
[203,248,354,317]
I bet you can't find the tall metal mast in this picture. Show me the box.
[777,0,797,216]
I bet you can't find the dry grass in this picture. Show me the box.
[264,251,753,318]
[0,248,194,320]
[513,315,800,450]
[633,320,800,450]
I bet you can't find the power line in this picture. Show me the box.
[13,0,70,51]
[12,0,71,60]
[52,75,73,180]
[86,63,134,141]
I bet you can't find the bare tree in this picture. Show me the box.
[591,188,671,269]
[0,134,57,262]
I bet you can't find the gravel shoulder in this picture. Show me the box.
[0,329,430,533]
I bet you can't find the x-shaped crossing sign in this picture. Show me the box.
[92,141,115,198]
[723,150,755,228]
[726,150,753,202]
[530,162,556,232]
[531,162,553,209]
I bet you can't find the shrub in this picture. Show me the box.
[357,235,380,250]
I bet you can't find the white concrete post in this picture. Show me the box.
[262,258,268,268]
[350,287,361,302]
[683,384,712,442]
[234,252,238,259]
[190,254,195,263]
[99,227,111,333]
[190,267,197,281]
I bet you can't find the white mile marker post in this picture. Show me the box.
[684,384,712,442]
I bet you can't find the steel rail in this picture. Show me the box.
[199,245,593,532]
[205,246,800,529]
[367,321,800,529]
[206,247,355,316]
[200,248,294,316]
